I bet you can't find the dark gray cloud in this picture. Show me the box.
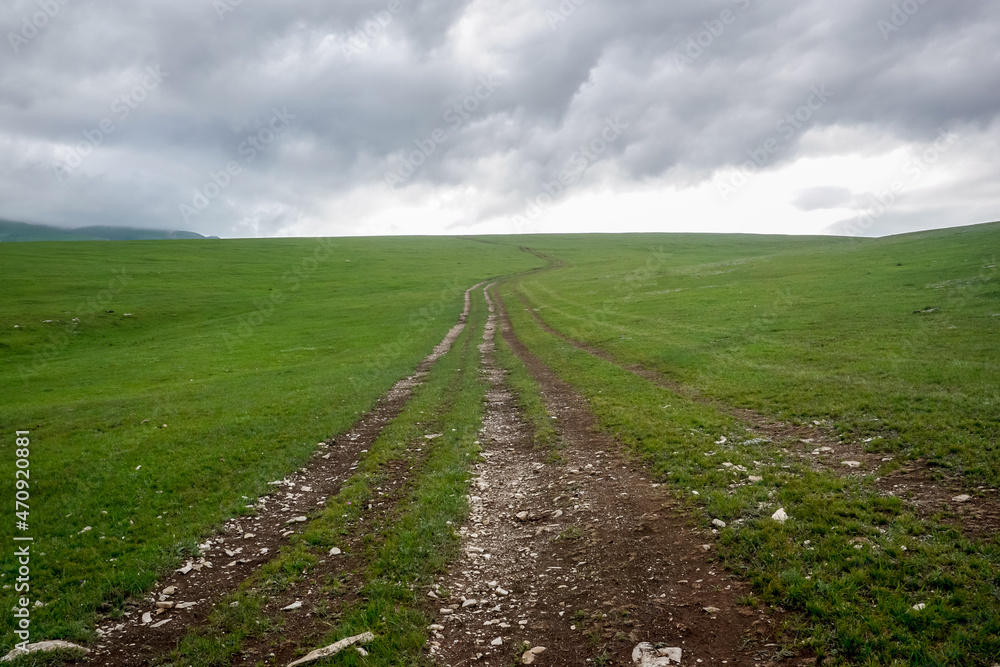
[1,0,997,237]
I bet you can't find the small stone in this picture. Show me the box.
[286,516,308,524]
[329,547,342,556]
[428,624,445,631]
[491,637,502,646]
[282,601,303,611]
[952,494,972,503]
[150,618,172,628]
[552,509,563,518]
[748,476,763,483]
[771,508,789,523]
[356,647,368,657]
[462,599,478,608]
[841,461,862,468]
[495,587,509,596]
[141,612,152,624]
[516,511,529,521]
[703,607,720,614]
[243,533,255,539]
[162,586,177,596]
[912,603,927,611]
[155,601,174,609]
[531,647,547,655]
[176,564,193,575]
[632,642,682,665]
[440,608,453,615]
[712,519,726,528]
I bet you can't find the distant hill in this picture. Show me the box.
[0,219,218,242]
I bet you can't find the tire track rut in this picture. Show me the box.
[88,285,482,666]
[427,286,781,667]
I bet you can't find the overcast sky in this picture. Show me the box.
[2,0,998,238]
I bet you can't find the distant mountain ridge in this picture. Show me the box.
[0,219,218,242]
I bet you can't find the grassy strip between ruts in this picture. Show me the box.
[500,283,1000,667]
[154,287,488,667]
[290,284,490,666]
[489,285,559,455]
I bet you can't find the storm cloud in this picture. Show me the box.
[1,0,997,237]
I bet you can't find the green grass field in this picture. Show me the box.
[0,237,541,646]
[512,224,1000,484]
[1,222,997,665]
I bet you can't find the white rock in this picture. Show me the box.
[516,511,529,520]
[748,476,763,483]
[286,632,376,667]
[176,563,193,575]
[703,606,720,614]
[356,647,368,657]
[912,603,927,611]
[150,618,172,628]
[712,519,727,528]
[141,612,152,624]
[491,637,503,646]
[282,601,303,611]
[329,547,342,556]
[841,461,862,468]
[162,586,177,595]
[1,640,91,662]
[495,587,509,596]
[952,494,972,503]
[286,516,308,524]
[632,642,682,665]
[462,599,478,608]
[771,508,789,523]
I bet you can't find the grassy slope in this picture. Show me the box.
[509,223,1000,483]
[0,237,540,647]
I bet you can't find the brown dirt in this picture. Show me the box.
[426,286,795,667]
[85,285,482,666]
[511,289,1000,541]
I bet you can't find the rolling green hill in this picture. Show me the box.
[0,219,215,242]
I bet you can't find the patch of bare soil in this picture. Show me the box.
[426,287,792,667]
[511,290,1000,541]
[86,285,481,666]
